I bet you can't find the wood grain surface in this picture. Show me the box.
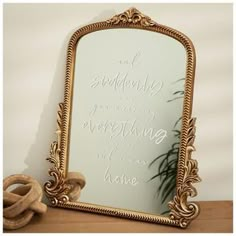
[3,201,233,233]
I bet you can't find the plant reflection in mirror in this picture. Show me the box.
[149,78,185,215]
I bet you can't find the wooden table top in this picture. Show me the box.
[4,201,233,233]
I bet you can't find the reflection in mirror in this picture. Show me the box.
[68,28,186,215]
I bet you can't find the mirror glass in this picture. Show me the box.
[68,28,186,215]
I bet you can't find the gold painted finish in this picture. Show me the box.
[44,8,201,228]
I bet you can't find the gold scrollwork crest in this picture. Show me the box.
[106,7,157,27]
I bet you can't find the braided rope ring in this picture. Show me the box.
[65,172,86,201]
[3,174,47,230]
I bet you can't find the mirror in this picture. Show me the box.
[45,8,201,228]
[69,28,186,215]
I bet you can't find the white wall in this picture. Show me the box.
[3,3,233,201]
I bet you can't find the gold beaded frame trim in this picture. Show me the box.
[44,8,201,228]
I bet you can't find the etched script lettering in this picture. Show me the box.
[118,51,141,68]
[90,72,163,97]
[83,119,167,144]
[104,166,139,186]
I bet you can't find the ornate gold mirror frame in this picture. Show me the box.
[44,8,201,228]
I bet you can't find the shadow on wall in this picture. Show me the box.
[22,9,116,204]
[22,34,68,204]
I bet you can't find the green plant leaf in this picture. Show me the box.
[167,158,178,168]
[158,172,175,193]
[149,153,168,167]
[173,91,184,95]
[171,142,180,150]
[167,96,184,102]
[173,117,182,128]
[172,130,181,135]
[161,179,176,203]
[172,78,185,84]
[158,150,176,174]
[149,168,175,182]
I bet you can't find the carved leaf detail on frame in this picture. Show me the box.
[44,103,72,206]
[106,7,157,27]
[168,118,201,228]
